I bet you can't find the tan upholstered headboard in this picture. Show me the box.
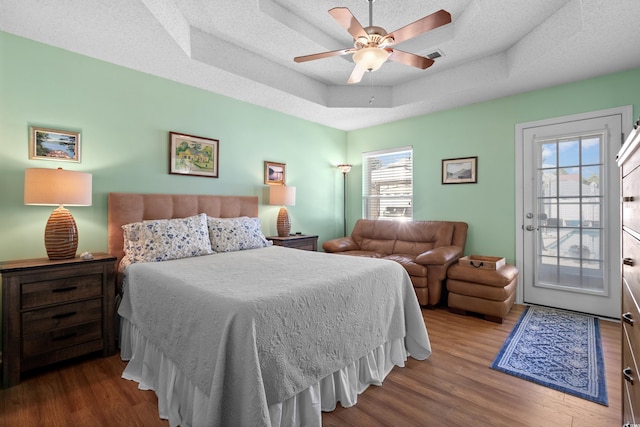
[108,192,259,271]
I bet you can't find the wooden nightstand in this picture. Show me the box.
[1,253,116,388]
[267,235,318,251]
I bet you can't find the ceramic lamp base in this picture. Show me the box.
[276,206,291,237]
[44,206,78,260]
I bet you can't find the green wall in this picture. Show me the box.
[0,31,348,263]
[346,68,640,264]
[1,29,640,305]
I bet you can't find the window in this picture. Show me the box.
[363,146,413,221]
[536,133,604,292]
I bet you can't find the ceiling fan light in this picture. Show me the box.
[353,47,390,71]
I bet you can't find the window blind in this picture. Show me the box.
[362,146,413,220]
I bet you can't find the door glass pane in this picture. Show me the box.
[582,165,601,196]
[540,226,558,256]
[535,135,604,293]
[559,227,580,257]
[541,142,557,167]
[559,201,580,225]
[539,169,557,199]
[557,171,580,197]
[582,228,600,259]
[539,255,558,283]
[582,201,601,227]
[558,138,579,167]
[582,136,600,164]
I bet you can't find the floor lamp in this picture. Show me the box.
[337,164,352,236]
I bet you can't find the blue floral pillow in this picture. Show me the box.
[122,213,213,263]
[207,217,272,252]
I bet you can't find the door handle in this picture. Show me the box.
[525,225,537,231]
[622,312,634,326]
[623,258,634,266]
[623,367,634,384]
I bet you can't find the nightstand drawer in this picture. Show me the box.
[23,319,103,358]
[288,241,316,251]
[267,235,318,251]
[22,299,102,334]
[21,273,103,309]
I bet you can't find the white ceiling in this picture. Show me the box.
[1,0,639,131]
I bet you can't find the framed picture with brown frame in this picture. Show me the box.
[264,161,286,185]
[169,131,219,178]
[442,156,478,184]
[29,126,81,162]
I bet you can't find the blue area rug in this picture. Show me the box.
[491,305,608,406]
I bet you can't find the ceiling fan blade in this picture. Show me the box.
[329,7,368,41]
[388,49,435,70]
[347,65,366,84]
[387,9,451,45]
[294,48,354,63]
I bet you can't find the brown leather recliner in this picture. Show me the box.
[322,219,468,307]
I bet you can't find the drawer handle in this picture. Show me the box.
[52,332,77,342]
[623,367,634,384]
[623,196,635,202]
[52,286,78,293]
[622,312,635,326]
[623,258,634,266]
[51,311,77,320]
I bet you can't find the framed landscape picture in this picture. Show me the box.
[442,156,477,184]
[264,161,286,185]
[29,126,81,162]
[169,132,219,178]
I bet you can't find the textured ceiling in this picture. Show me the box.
[1,0,639,131]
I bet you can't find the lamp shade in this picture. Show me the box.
[269,185,296,206]
[337,164,352,174]
[353,47,390,71]
[24,168,92,206]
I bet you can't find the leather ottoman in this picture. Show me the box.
[446,263,518,323]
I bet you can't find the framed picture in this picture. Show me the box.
[169,132,219,178]
[29,126,81,162]
[264,161,286,185]
[442,156,478,184]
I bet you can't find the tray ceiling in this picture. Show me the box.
[1,0,639,130]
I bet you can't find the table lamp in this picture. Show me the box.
[24,167,92,260]
[269,185,296,237]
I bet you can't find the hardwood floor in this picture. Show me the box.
[323,305,621,427]
[0,304,621,426]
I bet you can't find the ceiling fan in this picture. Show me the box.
[293,0,451,84]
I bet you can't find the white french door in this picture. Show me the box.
[515,107,631,318]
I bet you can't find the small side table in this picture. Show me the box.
[267,235,318,251]
[1,253,116,388]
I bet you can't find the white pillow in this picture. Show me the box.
[122,213,213,263]
[207,217,272,252]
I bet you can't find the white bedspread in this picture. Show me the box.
[118,245,430,426]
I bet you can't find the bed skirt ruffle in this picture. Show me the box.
[119,318,410,427]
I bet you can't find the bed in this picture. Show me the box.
[108,192,431,427]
